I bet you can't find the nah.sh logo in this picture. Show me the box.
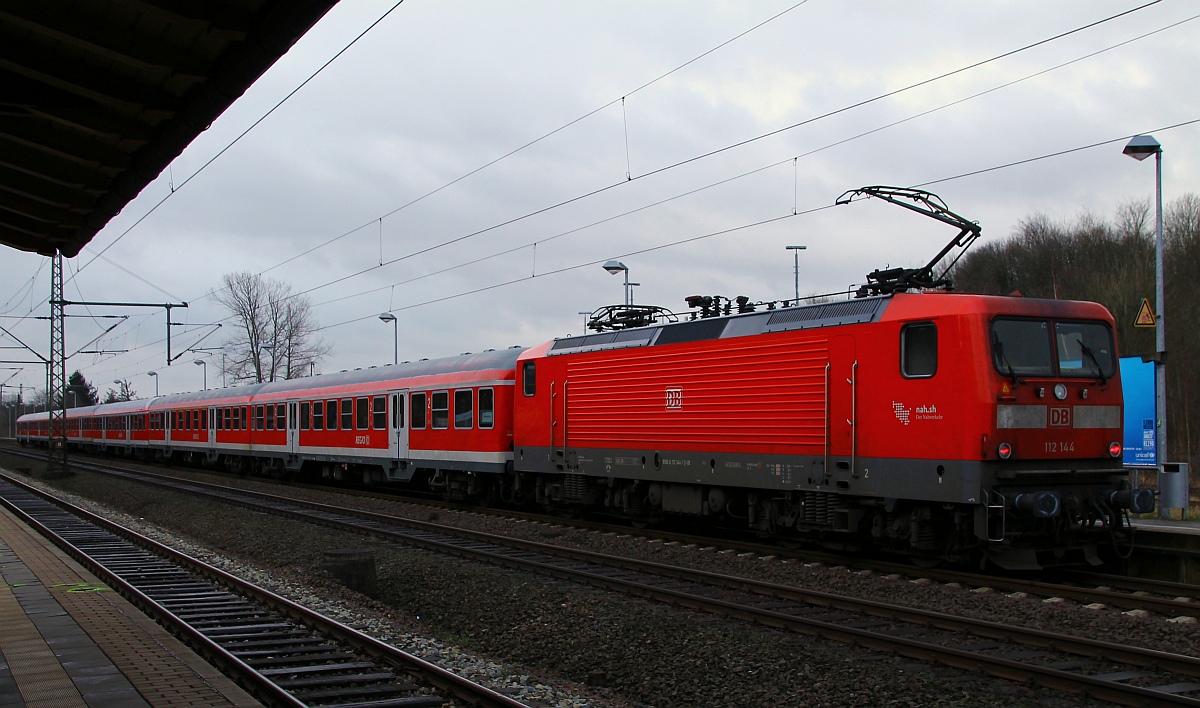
[892,402,910,426]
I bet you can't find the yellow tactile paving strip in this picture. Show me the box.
[0,502,262,707]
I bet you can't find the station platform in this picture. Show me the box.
[0,503,261,707]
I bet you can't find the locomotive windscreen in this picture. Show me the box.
[991,318,1115,379]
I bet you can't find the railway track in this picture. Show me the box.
[0,471,528,708]
[5,443,1194,618]
[15,456,1200,705]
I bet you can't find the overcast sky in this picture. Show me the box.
[2,0,1198,400]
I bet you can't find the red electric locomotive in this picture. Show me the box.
[511,289,1147,568]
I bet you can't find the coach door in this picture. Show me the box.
[286,401,300,454]
[206,408,217,449]
[828,335,857,475]
[388,391,409,460]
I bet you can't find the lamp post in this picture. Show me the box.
[603,260,639,305]
[193,359,207,390]
[146,371,158,397]
[378,313,398,365]
[786,245,807,303]
[1123,134,1166,469]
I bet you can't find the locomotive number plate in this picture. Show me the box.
[1044,441,1075,453]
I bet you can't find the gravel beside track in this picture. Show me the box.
[3,455,1164,706]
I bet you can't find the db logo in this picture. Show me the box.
[1050,407,1071,427]
[665,388,683,409]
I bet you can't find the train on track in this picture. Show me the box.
[16,188,1154,569]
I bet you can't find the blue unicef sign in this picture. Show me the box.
[1120,357,1157,466]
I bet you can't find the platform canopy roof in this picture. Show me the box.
[0,0,339,258]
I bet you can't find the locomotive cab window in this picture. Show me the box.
[411,392,427,429]
[991,318,1055,378]
[431,391,449,429]
[454,390,472,429]
[1055,321,1116,379]
[478,388,494,429]
[901,322,937,378]
[522,361,536,396]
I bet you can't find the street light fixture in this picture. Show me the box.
[193,359,207,390]
[1123,134,1167,472]
[378,313,398,365]
[786,245,807,303]
[146,371,158,397]
[603,260,639,305]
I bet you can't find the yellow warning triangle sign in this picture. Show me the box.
[1134,298,1157,328]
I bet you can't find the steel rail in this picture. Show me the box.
[0,471,529,708]
[33,459,1200,706]
[2,443,1196,615]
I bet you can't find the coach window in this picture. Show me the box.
[372,396,386,430]
[522,361,536,396]
[431,391,449,429]
[255,405,264,431]
[300,402,310,430]
[478,388,494,429]
[200,409,207,431]
[341,398,353,430]
[901,322,937,378]
[313,400,324,430]
[276,404,286,430]
[454,390,473,429]
[411,392,427,429]
[265,404,275,431]
[327,399,339,430]
[356,397,369,430]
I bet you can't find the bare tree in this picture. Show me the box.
[214,272,330,384]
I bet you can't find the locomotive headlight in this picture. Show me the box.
[997,442,1013,460]
[1053,384,1067,400]
[1109,441,1122,458]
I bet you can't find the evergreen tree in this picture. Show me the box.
[64,371,98,408]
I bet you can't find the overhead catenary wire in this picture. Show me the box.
[258,0,1172,305]
[70,0,411,281]
[23,2,1185,388]
[349,115,1200,332]
[255,1,815,278]
[298,9,1198,311]
[47,112,1200,389]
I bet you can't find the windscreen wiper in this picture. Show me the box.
[1079,343,1108,385]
